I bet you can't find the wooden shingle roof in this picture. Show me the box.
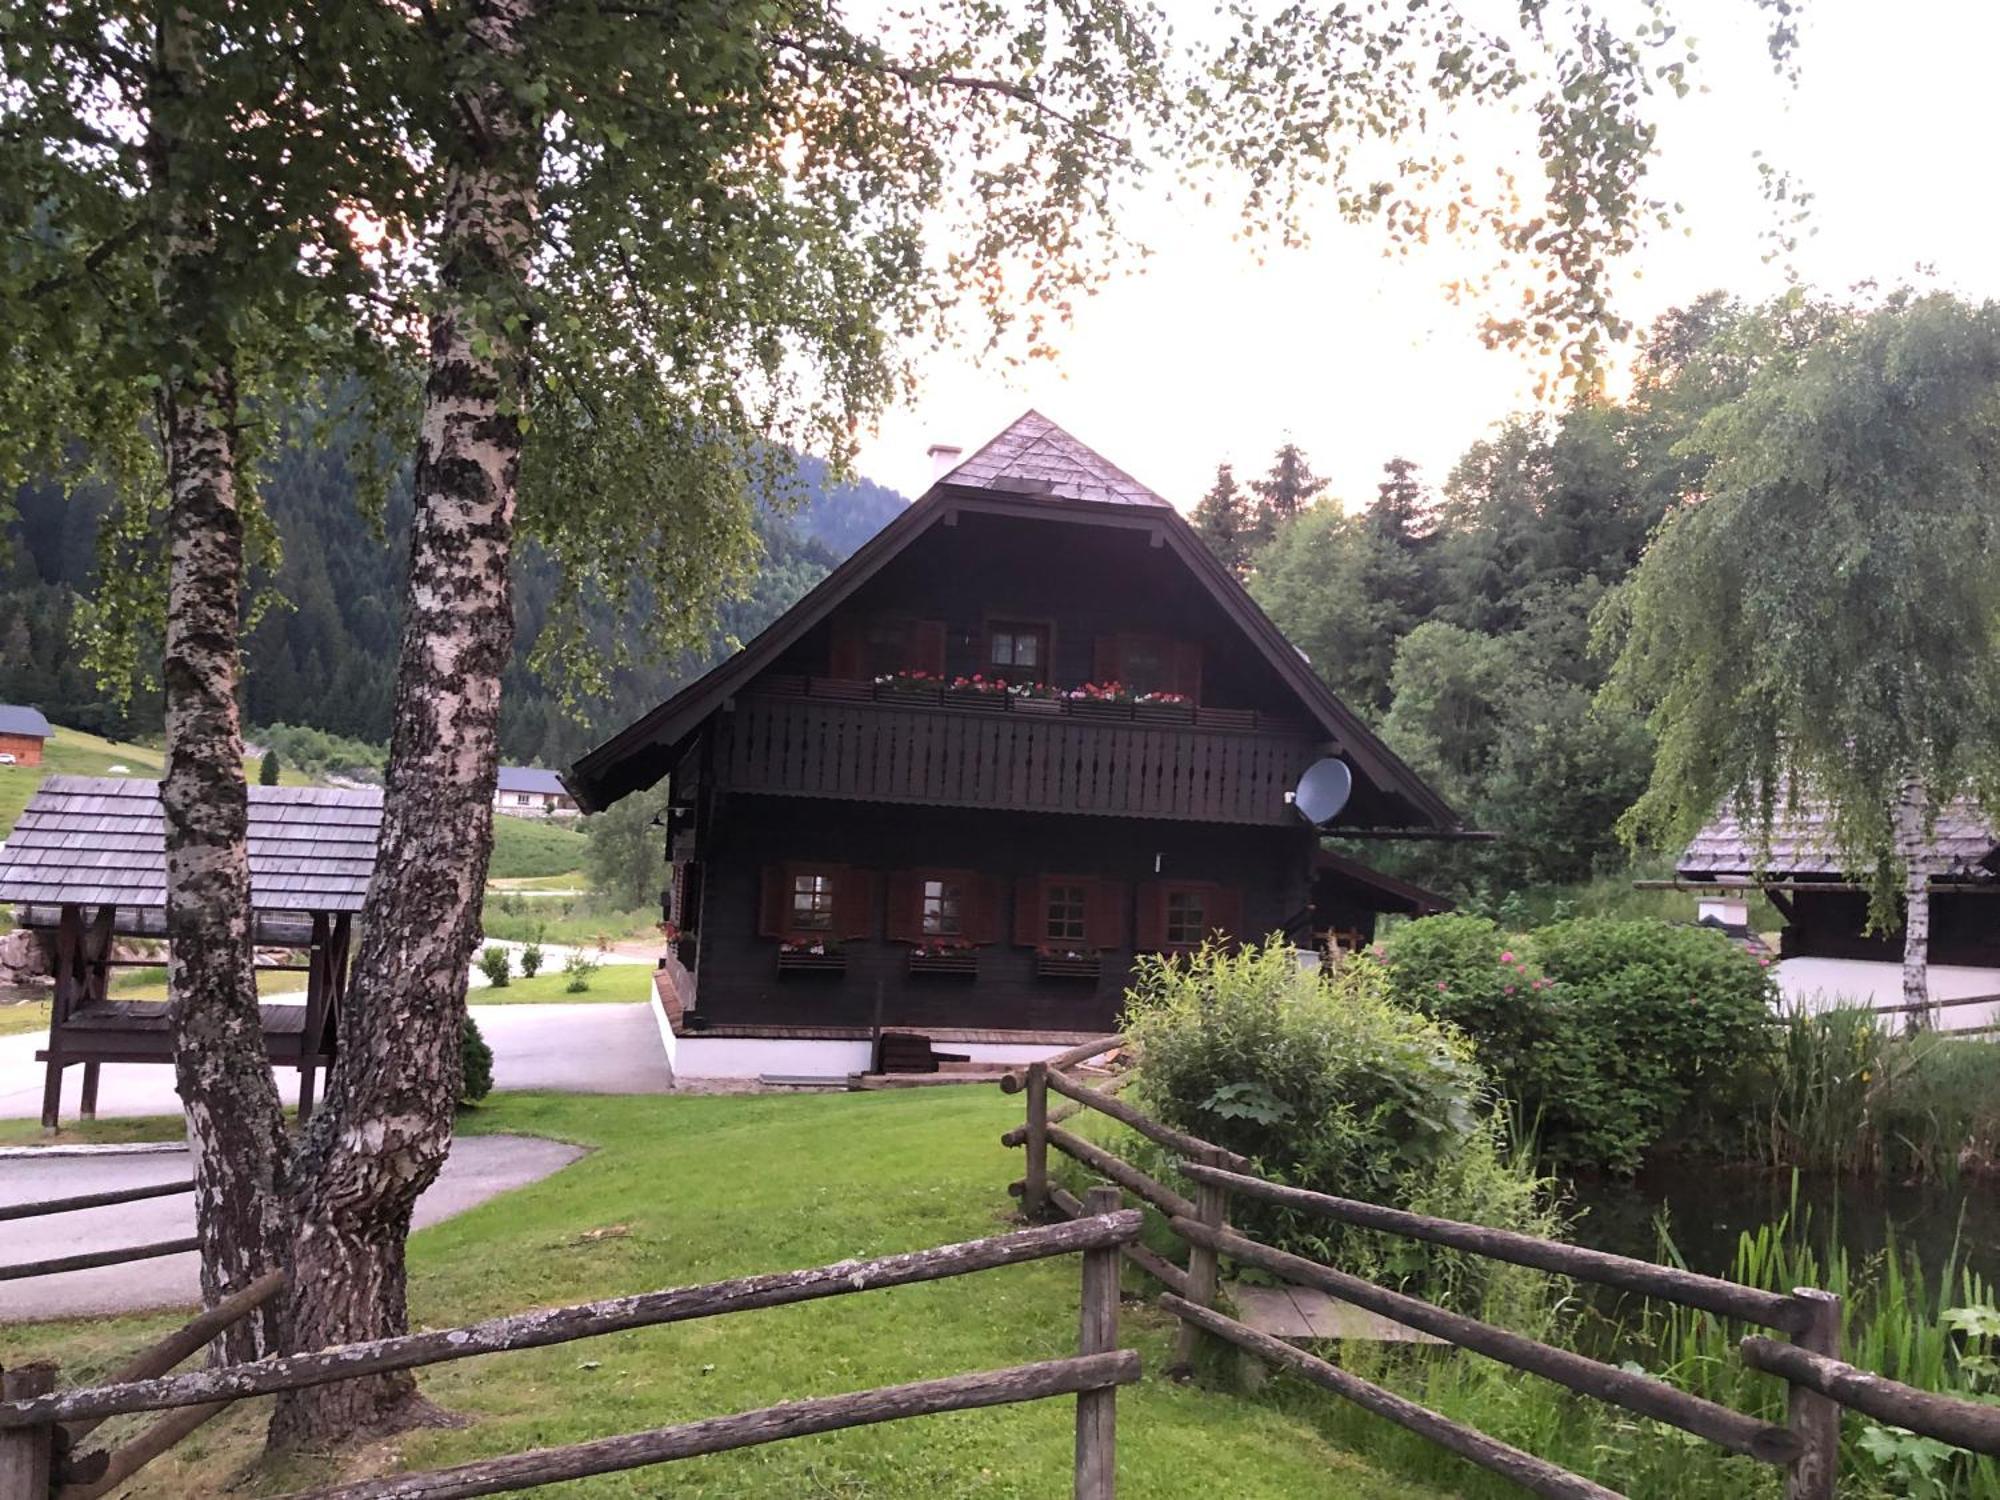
[0,775,381,913]
[1679,799,2000,882]
[940,410,1170,508]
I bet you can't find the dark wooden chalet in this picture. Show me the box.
[0,775,379,1127]
[566,413,1460,1070]
[1674,800,2000,968]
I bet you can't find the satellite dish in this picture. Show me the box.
[1290,757,1353,827]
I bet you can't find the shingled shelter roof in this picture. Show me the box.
[0,775,381,912]
[939,410,1170,507]
[1678,799,2000,882]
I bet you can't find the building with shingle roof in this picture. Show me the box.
[1664,796,2000,1025]
[0,704,53,766]
[0,775,381,1127]
[494,764,579,819]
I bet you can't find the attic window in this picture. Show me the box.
[987,622,1047,674]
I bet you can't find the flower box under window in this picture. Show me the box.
[1035,951,1102,981]
[1132,700,1195,725]
[943,685,1009,712]
[777,944,846,975]
[908,947,979,977]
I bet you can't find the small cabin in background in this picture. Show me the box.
[567,412,1461,1081]
[0,704,52,767]
[496,766,580,820]
[1673,799,2000,1029]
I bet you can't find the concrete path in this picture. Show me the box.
[0,1001,671,1122]
[0,1133,586,1320]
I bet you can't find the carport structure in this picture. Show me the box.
[0,775,380,1129]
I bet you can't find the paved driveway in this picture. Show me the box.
[0,1001,671,1122]
[0,1134,586,1320]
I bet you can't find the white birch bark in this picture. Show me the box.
[270,0,543,1446]
[152,5,292,1363]
[1892,777,1934,1030]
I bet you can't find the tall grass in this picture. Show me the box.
[1753,1003,2000,1179]
[1284,1188,2000,1499]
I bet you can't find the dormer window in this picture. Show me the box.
[986,621,1048,676]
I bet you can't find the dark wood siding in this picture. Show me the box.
[1778,888,2000,968]
[690,795,1314,1033]
[717,693,1320,826]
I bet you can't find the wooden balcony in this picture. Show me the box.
[717,682,1324,825]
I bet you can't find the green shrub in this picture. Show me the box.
[1122,940,1558,1318]
[519,937,544,978]
[459,1015,494,1104]
[1380,914,1776,1174]
[564,950,601,993]
[478,945,512,988]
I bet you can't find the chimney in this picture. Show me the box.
[927,443,963,481]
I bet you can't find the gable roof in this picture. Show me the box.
[1679,798,2000,883]
[566,412,1461,831]
[941,409,1170,507]
[0,775,381,912]
[497,765,568,797]
[0,705,52,740]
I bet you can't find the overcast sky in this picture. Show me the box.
[850,0,2000,511]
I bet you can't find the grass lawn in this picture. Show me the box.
[0,1112,187,1148]
[106,968,309,1003]
[0,726,164,838]
[0,996,51,1036]
[480,899,660,947]
[0,1089,1446,1498]
[488,814,590,881]
[473,964,653,1004]
[487,871,588,892]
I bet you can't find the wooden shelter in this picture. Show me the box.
[0,775,381,1128]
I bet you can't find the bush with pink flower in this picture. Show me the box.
[1375,913,1777,1173]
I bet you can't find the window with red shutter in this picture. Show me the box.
[1013,876,1043,948]
[828,618,866,680]
[834,867,876,941]
[1134,881,1167,951]
[911,619,947,676]
[884,871,921,944]
[1137,880,1232,952]
[1085,880,1126,950]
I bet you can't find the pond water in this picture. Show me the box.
[1565,1162,2000,1296]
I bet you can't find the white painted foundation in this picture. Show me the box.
[1775,958,2000,1030]
[664,1035,1088,1082]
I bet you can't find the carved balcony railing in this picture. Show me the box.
[717,684,1324,826]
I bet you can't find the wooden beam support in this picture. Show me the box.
[1043,1072,1246,1171]
[1074,1185,1121,1500]
[1745,1323,1998,1460]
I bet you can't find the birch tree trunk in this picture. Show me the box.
[1893,777,1934,1030]
[152,9,292,1365]
[269,0,542,1447]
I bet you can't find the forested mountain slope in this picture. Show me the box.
[0,441,905,766]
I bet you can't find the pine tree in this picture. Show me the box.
[1368,457,1436,548]
[1190,464,1254,576]
[1249,443,1329,544]
[259,749,281,785]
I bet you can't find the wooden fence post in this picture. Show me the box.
[0,1365,56,1500]
[1075,1184,1121,1500]
[1785,1288,1841,1500]
[1172,1150,1227,1375]
[1024,1062,1050,1218]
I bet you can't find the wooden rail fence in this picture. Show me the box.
[0,1175,200,1284]
[0,1208,1141,1499]
[1002,1036,2000,1500]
